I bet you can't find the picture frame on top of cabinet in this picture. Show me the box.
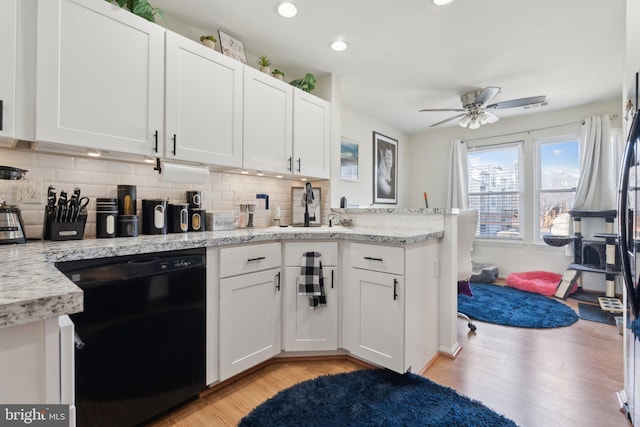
[340,137,359,182]
[218,30,247,64]
[373,131,397,204]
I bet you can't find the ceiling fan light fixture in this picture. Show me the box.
[458,115,471,128]
[478,112,491,125]
[277,2,298,18]
[468,119,481,130]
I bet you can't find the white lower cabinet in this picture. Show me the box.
[282,242,338,352]
[205,247,219,386]
[0,316,76,425]
[349,268,403,372]
[218,243,282,381]
[343,241,439,374]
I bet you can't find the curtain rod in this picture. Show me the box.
[462,114,618,143]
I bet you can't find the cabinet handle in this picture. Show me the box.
[276,272,281,291]
[393,278,398,300]
[364,256,383,262]
[0,100,3,131]
[288,156,293,172]
[172,134,177,155]
[247,256,266,262]
[74,332,86,350]
[331,269,334,289]
[153,130,158,153]
[296,158,301,173]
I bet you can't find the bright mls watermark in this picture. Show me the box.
[0,405,68,426]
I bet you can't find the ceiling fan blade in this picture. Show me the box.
[486,95,546,110]
[474,87,501,106]
[419,108,466,113]
[429,113,467,128]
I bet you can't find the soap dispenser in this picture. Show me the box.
[273,203,281,226]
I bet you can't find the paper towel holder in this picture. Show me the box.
[153,158,162,174]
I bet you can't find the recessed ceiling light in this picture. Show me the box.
[277,2,298,18]
[330,40,348,52]
[432,0,455,5]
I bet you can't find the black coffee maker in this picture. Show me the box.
[0,166,28,244]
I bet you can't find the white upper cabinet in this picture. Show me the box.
[0,0,35,146]
[292,90,331,179]
[165,31,243,167]
[36,0,165,156]
[243,66,293,173]
[0,0,17,146]
[243,67,330,179]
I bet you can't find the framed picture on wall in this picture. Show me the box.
[218,30,247,64]
[340,138,359,181]
[373,131,397,204]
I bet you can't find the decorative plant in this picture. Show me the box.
[257,56,272,67]
[200,35,217,43]
[105,0,164,23]
[290,73,316,92]
[272,69,285,77]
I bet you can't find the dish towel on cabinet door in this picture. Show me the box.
[299,251,326,308]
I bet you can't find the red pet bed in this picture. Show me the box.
[505,271,562,296]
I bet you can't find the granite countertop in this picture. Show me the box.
[0,226,444,329]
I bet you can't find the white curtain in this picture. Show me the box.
[573,115,615,210]
[446,139,468,209]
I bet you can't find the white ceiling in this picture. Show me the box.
[152,0,625,135]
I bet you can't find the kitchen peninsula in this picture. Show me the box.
[0,209,461,424]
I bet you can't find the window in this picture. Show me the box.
[467,142,523,239]
[535,137,580,239]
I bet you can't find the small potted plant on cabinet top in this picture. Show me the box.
[272,69,285,81]
[200,35,217,50]
[257,55,272,74]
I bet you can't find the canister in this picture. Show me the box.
[117,185,137,216]
[96,198,117,238]
[168,203,189,233]
[186,191,202,209]
[117,215,139,237]
[142,199,168,235]
[189,208,206,232]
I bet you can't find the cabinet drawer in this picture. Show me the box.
[219,243,281,278]
[284,242,338,266]
[350,243,404,275]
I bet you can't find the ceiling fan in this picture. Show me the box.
[419,87,546,129]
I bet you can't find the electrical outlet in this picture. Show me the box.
[23,179,44,204]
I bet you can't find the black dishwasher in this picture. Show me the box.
[56,248,206,427]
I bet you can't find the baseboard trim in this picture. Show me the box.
[201,354,376,398]
[438,341,462,360]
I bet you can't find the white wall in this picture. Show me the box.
[407,97,623,291]
[332,105,409,208]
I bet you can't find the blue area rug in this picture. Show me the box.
[458,282,578,328]
[239,369,516,427]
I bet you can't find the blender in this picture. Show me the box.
[0,166,30,244]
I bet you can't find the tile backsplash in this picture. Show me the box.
[0,148,330,239]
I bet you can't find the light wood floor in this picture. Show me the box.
[150,296,628,427]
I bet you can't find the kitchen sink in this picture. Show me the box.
[267,224,353,232]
